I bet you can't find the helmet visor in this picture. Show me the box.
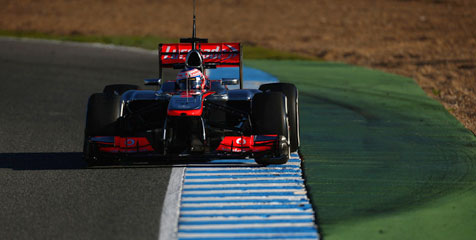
[178,77,201,90]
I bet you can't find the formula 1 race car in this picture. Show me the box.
[83,14,299,166]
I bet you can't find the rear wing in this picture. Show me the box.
[158,43,243,88]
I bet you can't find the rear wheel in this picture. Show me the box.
[103,84,140,96]
[259,83,300,152]
[84,93,121,166]
[251,92,289,164]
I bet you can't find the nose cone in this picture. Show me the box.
[167,94,203,116]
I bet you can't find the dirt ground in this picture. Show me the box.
[1,0,475,133]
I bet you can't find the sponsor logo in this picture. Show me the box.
[126,139,135,146]
[236,138,247,145]
[161,44,239,61]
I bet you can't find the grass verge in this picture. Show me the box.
[0,30,319,61]
[245,60,476,240]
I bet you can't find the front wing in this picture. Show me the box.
[88,135,278,157]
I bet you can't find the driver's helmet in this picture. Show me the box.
[176,68,205,90]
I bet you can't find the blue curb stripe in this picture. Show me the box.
[178,227,318,233]
[189,165,301,169]
[179,219,315,225]
[177,153,319,240]
[184,174,301,179]
[181,199,309,204]
[180,204,312,211]
[183,180,304,185]
[181,192,307,197]
[185,169,301,173]
[180,212,315,218]
[178,235,318,240]
[182,186,304,191]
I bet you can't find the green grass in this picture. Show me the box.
[0,30,318,61]
[245,60,476,240]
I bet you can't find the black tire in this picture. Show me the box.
[85,93,121,136]
[251,92,287,136]
[251,92,289,164]
[84,93,121,166]
[103,84,140,96]
[259,83,300,152]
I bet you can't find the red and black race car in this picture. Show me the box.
[83,21,299,166]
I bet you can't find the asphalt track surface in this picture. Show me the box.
[5,37,475,240]
[0,38,172,240]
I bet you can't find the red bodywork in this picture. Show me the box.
[160,43,240,67]
[216,136,277,153]
[96,136,276,154]
[166,92,214,117]
[96,137,154,153]
[90,42,278,158]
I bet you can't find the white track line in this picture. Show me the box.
[159,155,318,239]
[159,167,185,240]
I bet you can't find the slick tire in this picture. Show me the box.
[252,92,289,165]
[259,83,300,152]
[84,93,121,166]
[85,93,121,136]
[251,91,288,136]
[103,84,140,96]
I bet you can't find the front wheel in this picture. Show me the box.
[251,92,290,165]
[84,93,121,166]
[259,83,300,152]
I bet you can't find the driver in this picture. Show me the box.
[176,68,206,91]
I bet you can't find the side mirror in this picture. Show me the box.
[221,78,239,85]
[144,78,161,86]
